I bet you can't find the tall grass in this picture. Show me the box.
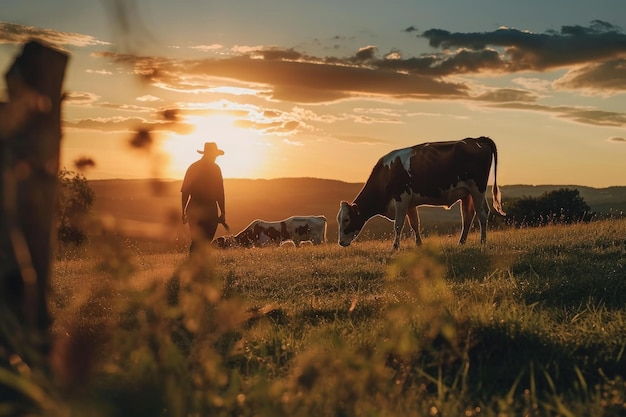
[3,219,626,416]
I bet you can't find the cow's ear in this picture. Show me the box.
[351,203,360,216]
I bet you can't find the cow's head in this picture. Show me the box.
[337,201,365,247]
[213,236,231,248]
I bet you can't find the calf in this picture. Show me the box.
[231,215,327,247]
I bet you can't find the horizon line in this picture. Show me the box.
[85,176,626,189]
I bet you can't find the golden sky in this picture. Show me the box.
[1,1,626,187]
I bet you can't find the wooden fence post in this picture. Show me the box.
[0,40,68,367]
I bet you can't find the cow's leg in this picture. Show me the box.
[406,206,422,246]
[392,200,409,250]
[476,194,490,243]
[459,194,476,244]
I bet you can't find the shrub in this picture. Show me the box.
[56,168,95,245]
[506,188,591,227]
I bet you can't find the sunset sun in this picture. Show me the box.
[162,114,268,179]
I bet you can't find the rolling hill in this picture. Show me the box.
[89,178,626,244]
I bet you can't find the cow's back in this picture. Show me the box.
[286,215,327,245]
[406,138,494,199]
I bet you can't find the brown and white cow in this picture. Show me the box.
[219,215,327,248]
[213,235,237,248]
[337,136,505,250]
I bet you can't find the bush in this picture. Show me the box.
[56,168,95,245]
[505,188,591,227]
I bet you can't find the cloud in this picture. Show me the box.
[136,95,162,102]
[553,58,626,95]
[86,69,113,75]
[490,102,626,127]
[565,109,626,127]
[377,48,504,76]
[283,139,304,147]
[334,135,388,145]
[190,44,223,52]
[64,116,148,131]
[512,77,551,92]
[474,88,538,103]
[350,112,402,124]
[99,102,155,112]
[64,91,99,104]
[417,20,626,78]
[0,21,108,47]
[233,107,308,136]
[94,50,469,103]
[235,118,301,135]
[292,107,345,124]
[63,91,158,114]
[63,116,193,134]
[609,137,626,143]
[354,45,377,62]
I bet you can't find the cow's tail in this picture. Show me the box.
[481,136,506,216]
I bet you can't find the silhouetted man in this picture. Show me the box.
[181,142,226,253]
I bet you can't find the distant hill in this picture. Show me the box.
[89,178,626,244]
[90,177,364,243]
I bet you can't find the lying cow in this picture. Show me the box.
[216,215,327,248]
[213,235,237,248]
[337,136,506,250]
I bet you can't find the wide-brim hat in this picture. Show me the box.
[197,142,224,156]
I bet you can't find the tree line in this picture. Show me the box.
[498,187,594,228]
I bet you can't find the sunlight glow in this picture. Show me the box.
[161,114,268,179]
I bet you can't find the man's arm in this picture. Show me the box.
[181,192,190,224]
[181,165,192,224]
[217,189,225,221]
[216,167,226,222]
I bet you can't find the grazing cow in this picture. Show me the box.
[337,136,505,250]
[221,216,327,248]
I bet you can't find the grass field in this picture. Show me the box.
[35,219,626,416]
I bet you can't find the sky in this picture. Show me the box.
[1,0,625,187]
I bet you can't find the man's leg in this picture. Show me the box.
[199,217,219,244]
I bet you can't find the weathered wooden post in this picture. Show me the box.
[0,40,68,367]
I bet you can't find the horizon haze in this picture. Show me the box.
[90,177,626,246]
